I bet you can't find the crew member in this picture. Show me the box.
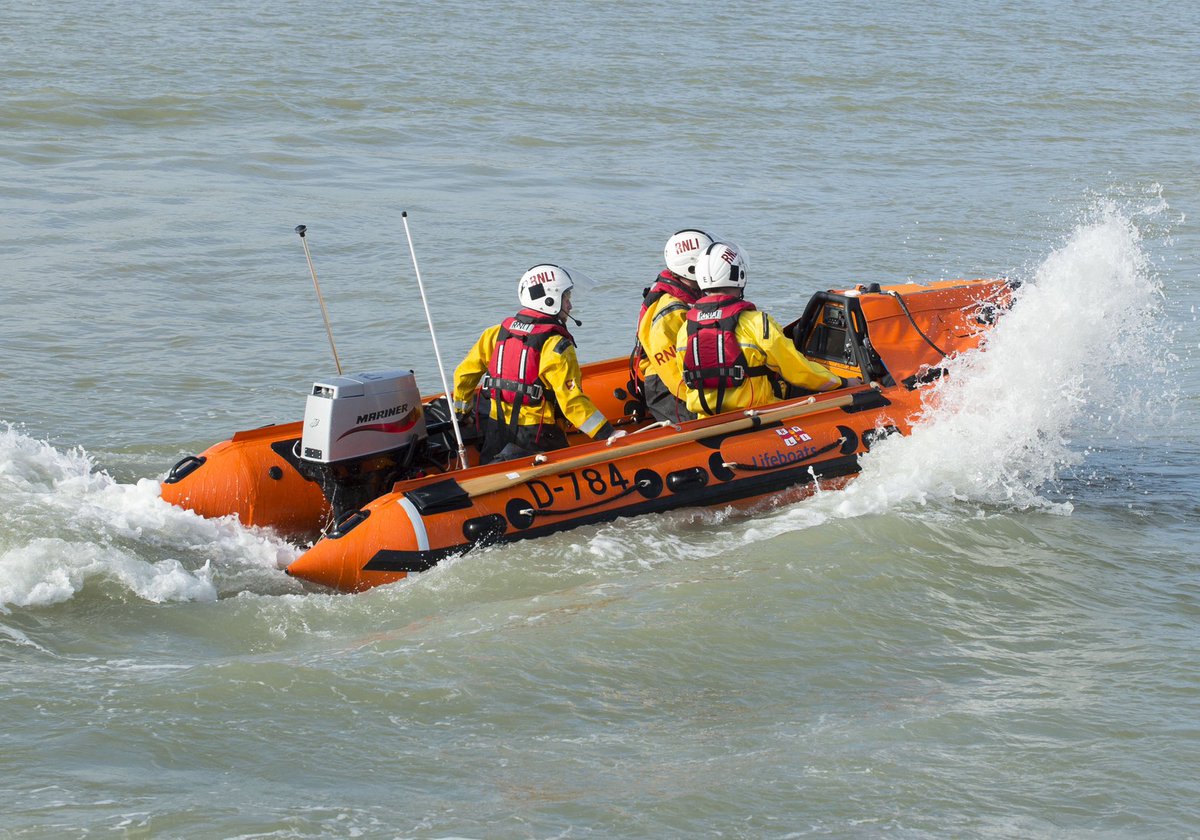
[677,242,859,416]
[453,264,618,463]
[631,229,711,423]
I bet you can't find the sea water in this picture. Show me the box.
[2,1,1198,837]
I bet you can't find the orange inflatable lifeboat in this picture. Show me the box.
[161,278,1014,592]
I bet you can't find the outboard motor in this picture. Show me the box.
[296,369,428,526]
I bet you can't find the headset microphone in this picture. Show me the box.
[568,315,583,326]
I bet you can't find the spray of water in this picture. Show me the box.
[742,199,1174,543]
[0,425,302,611]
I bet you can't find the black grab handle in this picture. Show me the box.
[164,455,206,484]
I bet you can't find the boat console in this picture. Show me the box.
[786,285,894,386]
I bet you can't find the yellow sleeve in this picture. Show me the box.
[749,313,841,392]
[451,325,500,412]
[540,339,611,438]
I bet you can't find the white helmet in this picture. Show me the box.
[518,264,575,316]
[663,229,715,279]
[695,242,748,290]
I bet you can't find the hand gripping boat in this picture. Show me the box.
[161,278,1015,592]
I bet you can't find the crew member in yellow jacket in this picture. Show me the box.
[453,263,619,463]
[676,242,859,417]
[632,229,713,423]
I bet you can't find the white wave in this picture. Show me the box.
[0,425,302,610]
[0,538,217,609]
[745,199,1172,542]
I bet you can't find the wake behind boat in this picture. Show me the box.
[161,276,1015,592]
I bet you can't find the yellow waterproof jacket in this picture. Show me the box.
[675,306,841,416]
[453,323,611,438]
[635,273,695,397]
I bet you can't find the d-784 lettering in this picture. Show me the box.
[526,464,630,507]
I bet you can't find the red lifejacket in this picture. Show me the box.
[482,309,574,429]
[629,271,700,396]
[682,294,770,415]
[638,270,700,325]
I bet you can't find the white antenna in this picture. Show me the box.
[294,225,344,375]
[401,212,469,471]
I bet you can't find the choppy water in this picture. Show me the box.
[3,1,1199,837]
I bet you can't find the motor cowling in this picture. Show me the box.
[296,370,429,527]
[300,370,426,463]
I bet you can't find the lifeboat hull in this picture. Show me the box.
[284,387,900,591]
[160,277,1015,592]
[161,422,331,538]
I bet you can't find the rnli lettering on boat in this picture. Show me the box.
[750,445,819,468]
[356,403,411,425]
[674,237,699,255]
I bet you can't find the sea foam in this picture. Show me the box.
[0,425,301,610]
[744,199,1172,542]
